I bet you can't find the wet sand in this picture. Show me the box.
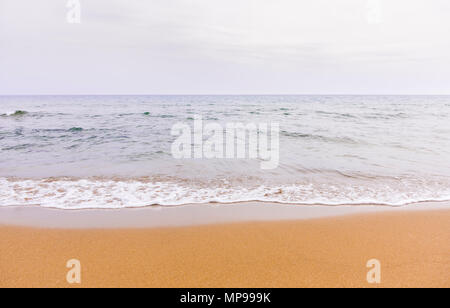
[0,205,449,288]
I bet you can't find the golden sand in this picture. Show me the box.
[0,210,449,288]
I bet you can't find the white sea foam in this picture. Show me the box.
[1,177,450,209]
[1,111,16,116]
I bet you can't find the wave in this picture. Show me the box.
[30,127,84,133]
[1,177,449,209]
[363,112,410,120]
[316,111,357,119]
[68,127,83,132]
[280,131,361,144]
[1,110,28,117]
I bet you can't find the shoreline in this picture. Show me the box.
[0,201,449,229]
[1,208,449,287]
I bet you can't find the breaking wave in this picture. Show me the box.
[1,176,450,209]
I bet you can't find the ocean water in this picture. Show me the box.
[1,95,450,209]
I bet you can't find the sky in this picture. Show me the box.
[1,0,450,95]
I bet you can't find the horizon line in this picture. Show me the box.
[2,93,450,97]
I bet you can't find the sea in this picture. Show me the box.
[1,95,450,209]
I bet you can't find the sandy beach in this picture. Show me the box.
[0,204,449,288]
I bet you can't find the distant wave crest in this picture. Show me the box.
[1,110,28,117]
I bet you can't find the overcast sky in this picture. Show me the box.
[1,0,450,95]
